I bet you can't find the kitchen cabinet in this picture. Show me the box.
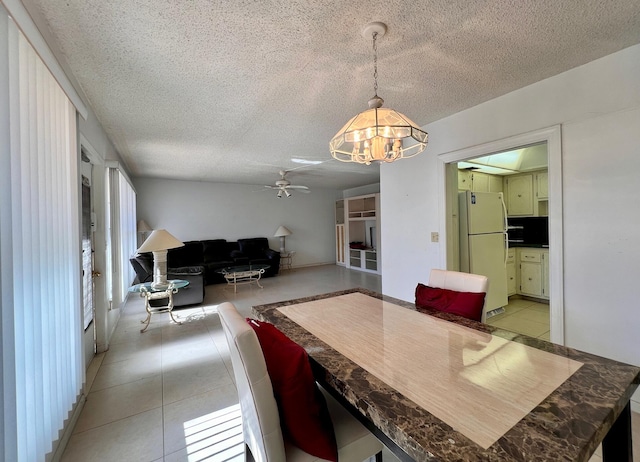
[542,250,549,298]
[458,170,472,191]
[488,175,504,193]
[458,170,503,193]
[517,248,549,300]
[504,170,548,216]
[536,172,548,200]
[345,193,380,274]
[470,172,489,192]
[505,174,534,216]
[507,248,517,296]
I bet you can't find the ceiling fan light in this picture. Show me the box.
[285,190,291,197]
[277,190,283,198]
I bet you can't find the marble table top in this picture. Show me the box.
[252,288,640,461]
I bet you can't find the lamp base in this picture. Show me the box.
[151,250,169,289]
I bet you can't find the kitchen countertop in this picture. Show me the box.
[509,243,549,249]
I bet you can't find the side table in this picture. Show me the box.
[280,251,295,271]
[128,279,189,332]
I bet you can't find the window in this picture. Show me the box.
[106,167,137,309]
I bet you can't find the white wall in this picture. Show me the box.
[382,44,640,367]
[135,178,341,267]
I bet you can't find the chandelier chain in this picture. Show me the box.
[372,31,378,96]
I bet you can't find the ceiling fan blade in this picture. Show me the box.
[263,185,278,189]
[286,185,309,190]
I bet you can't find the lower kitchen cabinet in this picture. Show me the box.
[507,248,517,296]
[516,248,549,300]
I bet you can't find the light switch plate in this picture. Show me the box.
[431,232,439,242]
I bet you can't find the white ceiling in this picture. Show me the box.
[23,0,640,190]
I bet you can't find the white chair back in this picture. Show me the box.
[218,302,286,462]
[428,269,489,321]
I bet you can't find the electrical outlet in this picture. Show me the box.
[431,232,439,243]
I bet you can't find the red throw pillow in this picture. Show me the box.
[415,283,486,321]
[247,318,338,462]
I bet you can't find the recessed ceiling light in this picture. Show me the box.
[291,158,323,165]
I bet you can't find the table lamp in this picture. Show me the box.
[137,219,152,246]
[274,225,292,253]
[137,229,184,288]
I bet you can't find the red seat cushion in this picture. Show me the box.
[415,283,486,321]
[247,318,338,462]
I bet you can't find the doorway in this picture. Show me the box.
[81,156,96,368]
[454,142,551,339]
[438,126,564,344]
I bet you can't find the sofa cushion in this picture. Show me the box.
[136,253,154,275]
[415,283,485,322]
[202,239,230,263]
[168,241,203,268]
[238,237,270,256]
[247,318,338,461]
[238,241,261,258]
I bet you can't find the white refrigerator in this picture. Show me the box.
[459,191,508,314]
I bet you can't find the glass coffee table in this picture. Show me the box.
[216,264,270,293]
[128,279,189,332]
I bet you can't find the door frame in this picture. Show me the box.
[437,125,564,345]
[80,163,95,369]
[79,134,109,354]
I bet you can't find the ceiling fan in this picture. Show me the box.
[264,170,310,197]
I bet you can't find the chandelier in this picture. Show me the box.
[330,22,428,165]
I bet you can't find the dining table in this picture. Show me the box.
[251,288,640,461]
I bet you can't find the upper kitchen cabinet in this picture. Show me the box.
[536,172,548,199]
[457,170,503,193]
[505,174,534,215]
[458,170,472,191]
[488,174,504,193]
[504,170,548,217]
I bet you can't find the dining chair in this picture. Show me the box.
[218,302,383,462]
[428,269,489,322]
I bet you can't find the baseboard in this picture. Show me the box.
[288,261,336,269]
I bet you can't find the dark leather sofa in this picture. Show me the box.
[130,238,280,307]
[129,257,206,308]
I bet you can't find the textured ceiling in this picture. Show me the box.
[24,0,640,190]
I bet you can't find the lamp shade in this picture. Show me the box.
[137,220,152,233]
[274,226,292,237]
[137,229,184,253]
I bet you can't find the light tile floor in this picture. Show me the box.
[62,266,637,461]
[485,297,551,340]
[62,265,387,462]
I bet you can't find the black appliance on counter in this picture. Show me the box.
[507,217,549,247]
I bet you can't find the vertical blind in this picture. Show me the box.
[107,168,137,308]
[1,19,83,461]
